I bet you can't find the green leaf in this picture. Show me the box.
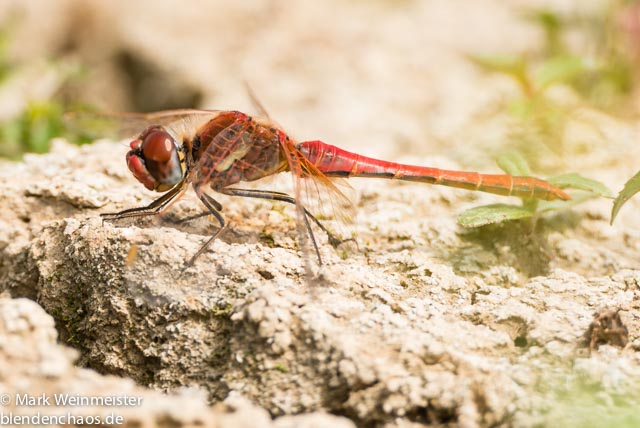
[496,152,532,176]
[457,204,534,228]
[537,193,595,213]
[467,54,527,79]
[0,118,23,158]
[548,173,613,197]
[611,169,640,224]
[533,56,590,90]
[524,9,565,57]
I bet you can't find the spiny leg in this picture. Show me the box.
[220,187,353,265]
[221,188,353,248]
[186,192,227,266]
[101,178,188,221]
[220,188,320,264]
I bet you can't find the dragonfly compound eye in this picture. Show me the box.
[125,128,184,192]
[142,130,174,163]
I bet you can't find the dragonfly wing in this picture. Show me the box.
[193,116,355,269]
[279,137,356,272]
[64,109,222,141]
[191,116,255,191]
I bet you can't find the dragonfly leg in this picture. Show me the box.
[186,192,227,266]
[222,188,353,247]
[219,187,321,264]
[166,197,224,224]
[220,187,353,264]
[169,211,214,224]
[101,178,188,221]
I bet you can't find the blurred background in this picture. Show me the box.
[0,0,638,175]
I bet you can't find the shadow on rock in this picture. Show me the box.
[453,214,578,279]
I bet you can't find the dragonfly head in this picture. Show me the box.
[126,127,184,192]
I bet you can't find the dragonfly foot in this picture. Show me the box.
[184,223,228,267]
[327,235,356,249]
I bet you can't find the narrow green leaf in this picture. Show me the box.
[611,169,640,224]
[467,54,527,79]
[548,173,612,197]
[533,56,590,89]
[457,204,534,228]
[537,193,595,213]
[527,9,561,30]
[496,152,532,176]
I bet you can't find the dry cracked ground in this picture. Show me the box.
[1,0,640,427]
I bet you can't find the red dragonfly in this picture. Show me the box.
[99,109,570,265]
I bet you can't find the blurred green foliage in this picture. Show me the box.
[0,99,93,160]
[0,23,93,159]
[0,21,13,84]
[534,362,640,428]
[468,2,640,226]
[469,2,639,170]
[1,102,62,157]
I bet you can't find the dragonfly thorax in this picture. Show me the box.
[126,127,184,192]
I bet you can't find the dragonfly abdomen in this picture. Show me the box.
[297,140,570,201]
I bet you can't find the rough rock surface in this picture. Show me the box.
[0,0,639,427]
[0,136,637,427]
[0,297,355,427]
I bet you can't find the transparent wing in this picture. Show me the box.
[191,115,355,273]
[63,109,222,140]
[279,136,356,276]
[191,114,257,190]
[293,147,355,236]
